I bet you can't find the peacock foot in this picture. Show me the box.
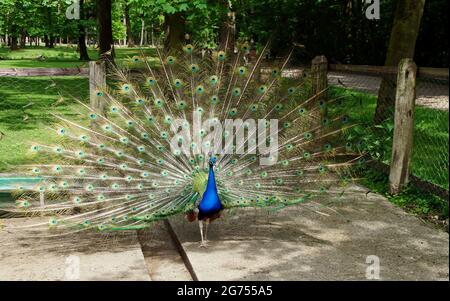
[199,241,209,248]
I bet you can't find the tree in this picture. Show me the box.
[218,0,235,52]
[164,12,185,50]
[124,1,135,47]
[96,0,114,61]
[44,4,55,48]
[374,0,426,123]
[78,0,90,61]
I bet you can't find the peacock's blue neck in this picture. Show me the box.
[198,163,222,215]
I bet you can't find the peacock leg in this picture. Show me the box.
[204,219,209,242]
[199,220,208,248]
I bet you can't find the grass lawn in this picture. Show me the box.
[0,45,160,171]
[0,76,88,171]
[0,46,157,68]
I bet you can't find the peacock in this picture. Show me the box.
[4,40,363,247]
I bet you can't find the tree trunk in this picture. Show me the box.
[218,0,235,52]
[164,12,185,51]
[374,0,425,124]
[151,23,154,46]
[78,0,90,61]
[10,36,18,50]
[124,2,135,47]
[45,7,55,48]
[140,18,145,46]
[96,0,114,61]
[20,32,26,48]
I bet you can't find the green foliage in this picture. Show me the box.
[361,168,449,222]
[0,0,447,66]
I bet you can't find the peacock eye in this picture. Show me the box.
[210,95,219,104]
[184,44,193,53]
[121,84,131,92]
[209,75,218,85]
[190,64,199,73]
[196,85,204,94]
[217,51,226,61]
[166,56,175,64]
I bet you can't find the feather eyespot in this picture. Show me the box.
[166,56,175,65]
[217,51,226,61]
[190,64,199,73]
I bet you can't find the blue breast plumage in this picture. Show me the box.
[198,161,223,218]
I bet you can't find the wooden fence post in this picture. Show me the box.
[311,55,328,101]
[89,60,106,116]
[389,59,417,194]
[311,55,328,126]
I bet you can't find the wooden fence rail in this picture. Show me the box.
[0,67,89,77]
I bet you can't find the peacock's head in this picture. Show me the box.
[209,156,217,167]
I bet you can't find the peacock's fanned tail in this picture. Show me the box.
[6,42,363,233]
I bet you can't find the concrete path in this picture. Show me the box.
[0,217,151,281]
[138,222,193,281]
[0,184,448,281]
[168,184,449,281]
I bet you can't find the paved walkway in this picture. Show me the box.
[168,184,448,281]
[328,71,449,111]
[0,217,150,280]
[0,184,448,280]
